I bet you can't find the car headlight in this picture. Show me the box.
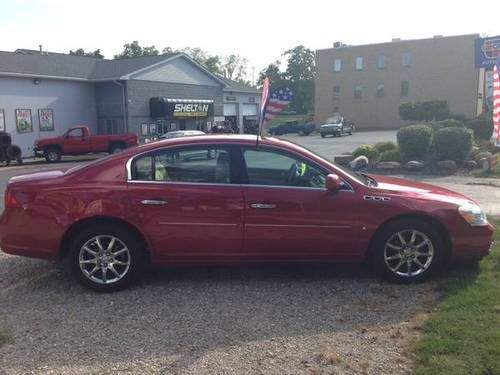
[458,203,488,226]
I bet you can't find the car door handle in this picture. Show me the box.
[250,203,276,209]
[141,199,167,206]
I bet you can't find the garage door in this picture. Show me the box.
[242,104,257,116]
[223,103,237,116]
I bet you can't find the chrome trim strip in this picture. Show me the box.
[245,224,352,229]
[159,222,238,227]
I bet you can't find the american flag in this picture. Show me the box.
[264,87,294,124]
[493,60,500,144]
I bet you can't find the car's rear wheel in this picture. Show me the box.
[372,219,445,283]
[69,223,146,292]
[45,148,61,163]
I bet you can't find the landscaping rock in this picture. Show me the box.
[436,160,457,170]
[404,161,425,171]
[376,161,401,170]
[348,155,369,170]
[463,160,478,169]
[334,154,354,166]
[474,151,492,163]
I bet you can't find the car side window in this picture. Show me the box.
[242,147,326,188]
[68,128,83,137]
[132,146,232,184]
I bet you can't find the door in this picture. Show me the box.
[62,128,90,154]
[127,144,244,262]
[239,146,364,260]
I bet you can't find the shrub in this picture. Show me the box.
[374,141,397,154]
[431,118,465,132]
[399,100,450,122]
[352,144,379,161]
[467,119,493,140]
[397,124,433,158]
[378,148,401,162]
[432,127,473,161]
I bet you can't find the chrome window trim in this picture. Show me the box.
[125,142,354,192]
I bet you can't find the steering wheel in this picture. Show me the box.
[287,163,299,185]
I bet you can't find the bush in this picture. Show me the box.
[378,148,401,162]
[374,141,397,154]
[397,124,433,158]
[352,144,379,161]
[431,118,465,132]
[467,119,493,140]
[399,100,450,122]
[432,127,473,161]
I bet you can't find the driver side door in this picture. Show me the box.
[62,128,90,154]
[239,146,363,260]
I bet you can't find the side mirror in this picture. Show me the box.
[326,173,342,191]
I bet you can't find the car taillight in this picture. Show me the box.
[4,188,21,209]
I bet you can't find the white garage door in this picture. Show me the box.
[242,104,257,116]
[223,103,237,116]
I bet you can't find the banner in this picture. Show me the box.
[15,109,32,133]
[258,77,270,133]
[38,109,54,131]
[475,36,500,68]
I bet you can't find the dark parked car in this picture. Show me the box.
[0,135,493,292]
[320,115,354,138]
[268,121,315,136]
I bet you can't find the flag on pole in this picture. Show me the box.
[264,87,294,125]
[493,59,500,145]
[258,77,270,133]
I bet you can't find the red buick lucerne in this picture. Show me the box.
[0,135,494,291]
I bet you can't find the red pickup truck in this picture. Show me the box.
[34,126,138,162]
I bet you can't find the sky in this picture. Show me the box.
[1,0,499,83]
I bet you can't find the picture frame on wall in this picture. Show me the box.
[38,109,54,131]
[149,123,157,135]
[15,109,33,133]
[0,109,5,132]
[141,123,149,136]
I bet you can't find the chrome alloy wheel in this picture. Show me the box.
[383,230,434,278]
[47,151,59,162]
[78,235,131,284]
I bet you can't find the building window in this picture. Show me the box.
[401,51,411,67]
[377,55,386,69]
[333,85,340,99]
[355,57,363,71]
[401,81,410,97]
[354,85,362,99]
[376,84,385,98]
[248,96,256,103]
[105,119,120,134]
[333,58,342,72]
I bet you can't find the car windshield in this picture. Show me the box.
[326,115,341,124]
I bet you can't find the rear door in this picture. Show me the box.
[127,144,245,262]
[238,146,364,260]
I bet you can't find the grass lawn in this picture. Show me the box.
[414,218,500,375]
[266,114,307,128]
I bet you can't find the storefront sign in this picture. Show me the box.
[172,103,211,117]
[0,109,5,132]
[38,109,54,131]
[475,36,500,68]
[225,95,237,101]
[15,109,32,133]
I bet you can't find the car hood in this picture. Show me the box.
[321,123,341,127]
[368,174,473,206]
[36,135,62,144]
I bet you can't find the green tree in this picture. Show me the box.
[282,45,315,114]
[114,41,159,59]
[69,48,104,58]
[222,54,248,81]
[257,61,285,88]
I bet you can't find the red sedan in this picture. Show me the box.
[0,135,494,291]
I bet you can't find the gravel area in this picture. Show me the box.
[0,250,436,374]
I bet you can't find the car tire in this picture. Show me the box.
[69,223,146,292]
[372,218,445,283]
[110,144,125,154]
[45,148,61,163]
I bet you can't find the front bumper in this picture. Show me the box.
[33,146,44,158]
[320,127,341,135]
[450,222,495,261]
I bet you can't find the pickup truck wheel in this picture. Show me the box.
[69,223,146,292]
[110,145,125,154]
[45,148,61,163]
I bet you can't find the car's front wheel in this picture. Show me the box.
[372,219,445,283]
[69,223,146,292]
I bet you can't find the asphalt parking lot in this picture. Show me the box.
[0,131,496,374]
